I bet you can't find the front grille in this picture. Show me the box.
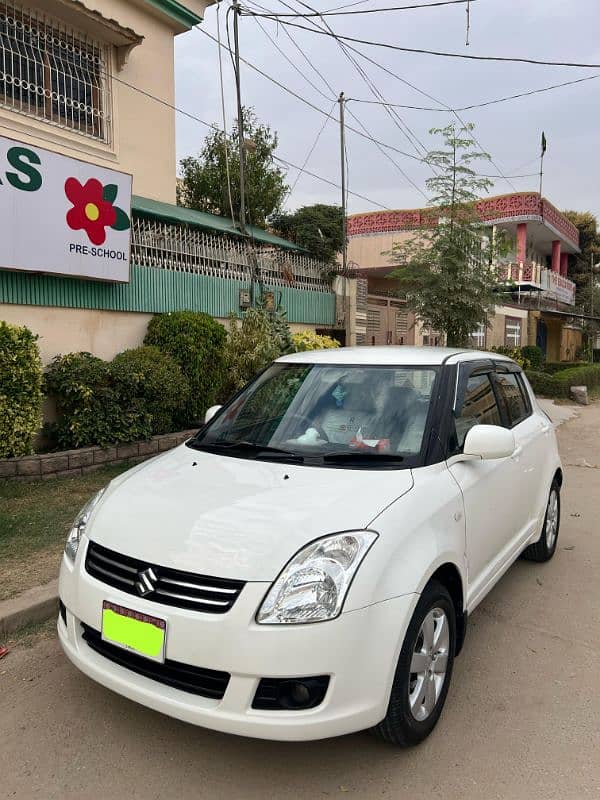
[85,541,245,613]
[81,624,230,699]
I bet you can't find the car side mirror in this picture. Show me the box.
[204,405,222,424]
[462,424,516,460]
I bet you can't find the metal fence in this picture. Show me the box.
[131,216,333,291]
[0,0,111,142]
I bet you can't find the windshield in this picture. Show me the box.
[190,363,439,468]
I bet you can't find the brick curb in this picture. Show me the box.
[0,580,59,636]
[0,429,198,481]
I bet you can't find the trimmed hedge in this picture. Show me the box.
[543,361,588,375]
[45,348,190,449]
[521,345,543,370]
[526,364,600,398]
[0,321,43,458]
[110,346,190,435]
[145,311,227,423]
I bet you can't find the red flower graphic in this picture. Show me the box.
[65,177,117,246]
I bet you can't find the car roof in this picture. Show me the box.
[277,346,513,367]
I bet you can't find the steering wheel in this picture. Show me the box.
[284,414,330,443]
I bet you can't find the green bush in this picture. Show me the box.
[45,352,152,449]
[144,311,227,423]
[526,364,600,398]
[0,321,43,458]
[491,346,531,370]
[45,347,192,449]
[525,370,565,398]
[111,346,190,435]
[224,308,283,395]
[291,330,340,352]
[521,345,543,370]
[543,361,587,374]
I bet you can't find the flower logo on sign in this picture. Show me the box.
[65,177,130,246]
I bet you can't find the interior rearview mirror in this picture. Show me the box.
[204,405,222,424]
[462,424,516,461]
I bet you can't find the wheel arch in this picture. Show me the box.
[425,562,467,657]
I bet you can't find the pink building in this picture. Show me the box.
[347,192,581,361]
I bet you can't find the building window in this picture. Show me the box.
[470,323,486,349]
[505,317,522,347]
[0,1,111,142]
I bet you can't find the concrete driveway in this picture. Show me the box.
[2,403,599,800]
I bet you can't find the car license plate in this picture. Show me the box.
[101,601,166,663]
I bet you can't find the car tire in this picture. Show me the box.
[371,580,456,747]
[521,480,561,563]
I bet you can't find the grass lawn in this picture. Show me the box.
[0,464,130,602]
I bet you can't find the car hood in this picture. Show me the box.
[87,444,414,582]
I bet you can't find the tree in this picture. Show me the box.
[563,210,600,293]
[271,204,344,262]
[178,108,288,228]
[386,123,503,347]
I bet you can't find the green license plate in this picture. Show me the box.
[101,601,166,663]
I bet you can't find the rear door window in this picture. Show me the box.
[494,372,530,427]
[454,373,502,448]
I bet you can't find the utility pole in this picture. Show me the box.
[338,92,347,275]
[232,0,246,235]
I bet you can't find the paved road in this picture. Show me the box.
[2,404,599,800]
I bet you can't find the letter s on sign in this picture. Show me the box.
[6,147,43,192]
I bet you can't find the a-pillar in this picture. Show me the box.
[560,252,569,277]
[551,240,561,273]
[516,222,527,263]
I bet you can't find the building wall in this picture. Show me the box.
[347,231,413,270]
[0,0,202,203]
[0,304,317,365]
[486,305,529,349]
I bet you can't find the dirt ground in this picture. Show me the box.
[1,403,599,800]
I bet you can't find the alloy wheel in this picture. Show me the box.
[545,489,559,550]
[408,607,450,722]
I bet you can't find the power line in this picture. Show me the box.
[277,16,518,190]
[215,2,237,224]
[348,72,600,110]
[242,0,476,16]
[195,24,431,164]
[251,15,336,102]
[274,0,433,192]
[290,99,337,192]
[243,17,600,70]
[274,154,390,208]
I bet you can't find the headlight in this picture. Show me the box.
[65,488,106,562]
[257,531,378,625]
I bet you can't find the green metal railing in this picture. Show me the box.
[0,265,336,325]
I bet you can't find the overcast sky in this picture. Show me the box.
[174,0,600,219]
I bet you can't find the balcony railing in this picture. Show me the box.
[497,261,542,285]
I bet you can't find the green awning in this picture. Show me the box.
[132,196,304,252]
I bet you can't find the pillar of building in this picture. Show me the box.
[560,252,569,277]
[516,222,527,263]
[551,240,561,273]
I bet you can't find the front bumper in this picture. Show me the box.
[58,542,417,741]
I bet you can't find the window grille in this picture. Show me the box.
[0,1,111,142]
[131,217,333,291]
[504,317,521,348]
[470,323,486,349]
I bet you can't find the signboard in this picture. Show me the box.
[0,135,132,282]
[541,269,576,306]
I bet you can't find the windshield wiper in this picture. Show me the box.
[322,451,404,465]
[188,439,304,462]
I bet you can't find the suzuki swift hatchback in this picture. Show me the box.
[58,347,562,746]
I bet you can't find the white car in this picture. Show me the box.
[58,347,562,746]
